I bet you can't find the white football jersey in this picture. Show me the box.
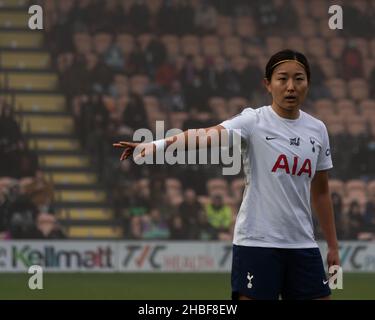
[220,105,333,248]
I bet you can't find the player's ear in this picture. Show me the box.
[263,78,272,93]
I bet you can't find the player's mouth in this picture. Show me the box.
[285,95,297,102]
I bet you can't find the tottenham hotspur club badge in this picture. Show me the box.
[310,137,316,153]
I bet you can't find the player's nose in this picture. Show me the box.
[286,79,295,91]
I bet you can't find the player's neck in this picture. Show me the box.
[271,103,300,120]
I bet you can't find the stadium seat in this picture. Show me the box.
[22,114,73,134]
[201,35,221,58]
[319,58,337,79]
[346,179,367,194]
[318,18,335,39]
[13,94,65,112]
[0,51,50,69]
[165,178,182,192]
[299,19,317,38]
[228,97,248,116]
[336,99,357,119]
[223,36,243,58]
[116,33,135,56]
[138,33,152,51]
[353,37,369,58]
[346,115,368,137]
[57,190,107,203]
[326,78,347,100]
[161,34,180,58]
[149,0,163,13]
[0,31,43,48]
[370,39,375,59]
[348,79,369,102]
[328,37,345,60]
[231,56,248,74]
[51,172,97,185]
[67,226,122,238]
[235,16,256,39]
[286,36,306,53]
[367,181,375,198]
[169,112,188,129]
[58,208,113,221]
[143,95,161,113]
[6,72,57,91]
[307,37,327,59]
[343,191,367,212]
[324,115,346,135]
[329,179,345,197]
[93,33,112,55]
[314,98,335,113]
[73,33,92,54]
[266,36,284,57]
[291,0,307,18]
[244,44,264,60]
[217,16,233,37]
[359,100,375,118]
[181,35,201,56]
[363,58,375,79]
[208,96,226,114]
[308,0,326,20]
[129,74,150,95]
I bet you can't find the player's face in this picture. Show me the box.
[265,61,309,113]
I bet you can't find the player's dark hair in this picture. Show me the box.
[265,49,311,82]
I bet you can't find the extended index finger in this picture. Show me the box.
[113,142,135,148]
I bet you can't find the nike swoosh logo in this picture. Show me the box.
[266,136,277,140]
[323,279,329,285]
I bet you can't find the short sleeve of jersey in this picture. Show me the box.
[219,107,257,141]
[316,122,333,171]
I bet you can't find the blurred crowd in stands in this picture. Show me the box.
[0,99,65,239]
[2,0,375,241]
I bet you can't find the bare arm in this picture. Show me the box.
[311,170,340,268]
[113,125,227,161]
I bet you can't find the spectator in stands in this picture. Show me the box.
[339,42,364,81]
[6,185,42,239]
[204,194,233,240]
[122,92,149,133]
[157,0,179,34]
[23,171,55,215]
[309,61,330,101]
[129,0,151,34]
[178,189,204,239]
[8,140,39,179]
[363,195,375,236]
[331,192,344,239]
[169,214,190,239]
[92,0,124,33]
[0,101,23,177]
[369,66,375,99]
[36,212,66,239]
[347,200,365,239]
[180,55,210,109]
[103,43,125,72]
[206,57,231,98]
[141,207,170,239]
[145,35,167,74]
[194,0,217,34]
[126,44,149,75]
[163,80,187,112]
[84,53,114,93]
[176,0,195,35]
